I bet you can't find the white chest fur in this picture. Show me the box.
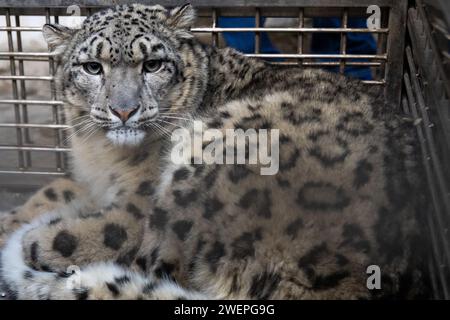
[71,135,132,208]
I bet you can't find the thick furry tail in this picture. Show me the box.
[0,217,207,300]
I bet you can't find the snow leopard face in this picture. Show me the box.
[43,4,197,146]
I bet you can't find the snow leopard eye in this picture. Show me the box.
[143,60,163,73]
[83,62,103,75]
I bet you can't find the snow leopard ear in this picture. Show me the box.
[167,3,196,30]
[42,23,75,55]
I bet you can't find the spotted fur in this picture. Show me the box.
[0,4,428,300]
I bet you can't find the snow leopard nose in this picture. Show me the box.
[109,105,140,122]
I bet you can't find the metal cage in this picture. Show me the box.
[0,0,449,299]
[403,0,450,299]
[0,0,407,187]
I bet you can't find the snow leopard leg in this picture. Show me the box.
[1,220,208,300]
[16,191,147,273]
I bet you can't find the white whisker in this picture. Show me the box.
[151,122,172,140]
[80,125,99,144]
[156,119,188,131]
[63,122,97,144]
[159,115,193,121]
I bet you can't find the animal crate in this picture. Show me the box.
[0,0,448,299]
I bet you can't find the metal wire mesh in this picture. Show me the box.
[403,0,450,299]
[0,0,408,186]
[0,0,448,300]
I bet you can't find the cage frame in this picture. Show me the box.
[0,0,408,187]
[0,0,449,300]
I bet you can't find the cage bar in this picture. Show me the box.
[0,0,448,301]
[0,0,409,183]
[296,8,304,66]
[46,8,65,172]
[339,9,348,74]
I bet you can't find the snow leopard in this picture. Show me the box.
[0,3,429,299]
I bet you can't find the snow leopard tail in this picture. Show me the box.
[0,220,207,300]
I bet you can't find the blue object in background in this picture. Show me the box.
[217,17,376,80]
[218,17,280,55]
[312,18,377,80]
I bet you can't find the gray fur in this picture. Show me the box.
[0,4,428,300]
